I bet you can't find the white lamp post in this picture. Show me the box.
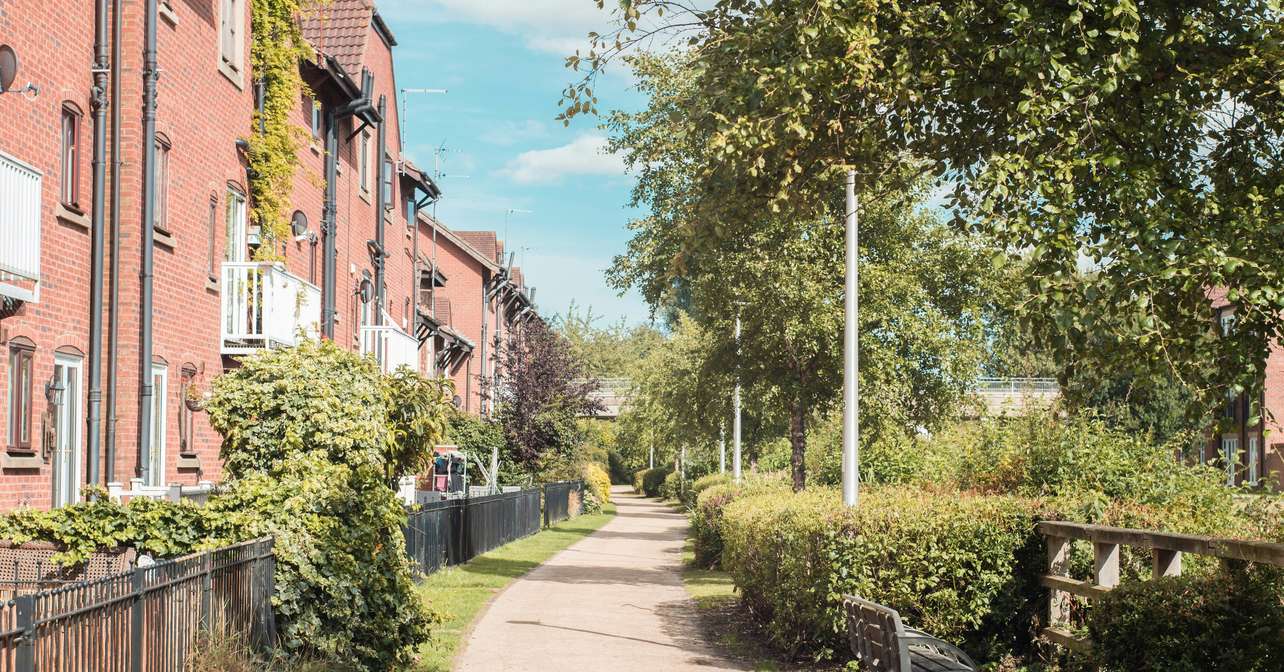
[843,169,860,507]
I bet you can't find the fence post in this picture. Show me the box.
[14,594,33,672]
[542,484,549,528]
[200,550,212,630]
[131,566,146,672]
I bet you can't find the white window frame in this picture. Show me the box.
[1220,312,1236,336]
[1222,436,1239,486]
[52,353,83,507]
[219,0,242,72]
[145,363,168,489]
[225,188,247,262]
[1248,435,1260,486]
[359,131,370,193]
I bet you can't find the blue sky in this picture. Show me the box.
[378,0,652,327]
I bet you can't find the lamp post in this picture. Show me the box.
[843,169,860,507]
[733,313,742,484]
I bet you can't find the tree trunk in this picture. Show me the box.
[789,398,806,492]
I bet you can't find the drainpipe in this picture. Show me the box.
[373,95,386,329]
[137,0,159,479]
[105,0,122,483]
[86,0,110,487]
[321,107,338,340]
[479,272,489,417]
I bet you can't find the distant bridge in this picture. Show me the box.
[583,378,632,419]
[968,377,1060,417]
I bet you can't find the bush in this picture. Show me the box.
[1089,568,1284,672]
[719,486,1043,661]
[660,470,684,501]
[638,467,672,497]
[690,483,741,568]
[582,463,612,504]
[607,449,631,484]
[205,340,447,670]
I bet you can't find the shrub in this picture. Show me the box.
[691,472,731,497]
[633,468,648,494]
[690,483,741,568]
[719,486,1043,661]
[640,467,672,497]
[607,449,631,484]
[1088,568,1284,672]
[582,463,612,504]
[205,340,447,670]
[660,470,684,501]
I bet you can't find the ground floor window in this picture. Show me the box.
[146,363,167,487]
[1221,436,1240,486]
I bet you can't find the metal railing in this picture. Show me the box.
[361,324,420,373]
[543,481,583,527]
[0,152,42,304]
[0,537,275,671]
[220,262,321,355]
[1039,520,1284,652]
[403,489,542,578]
[973,377,1060,394]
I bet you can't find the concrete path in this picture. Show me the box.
[454,485,744,671]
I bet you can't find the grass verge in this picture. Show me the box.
[412,503,616,672]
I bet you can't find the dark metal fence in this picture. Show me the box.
[0,537,275,672]
[543,481,583,527]
[403,489,541,578]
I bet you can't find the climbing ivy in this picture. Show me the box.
[246,0,317,259]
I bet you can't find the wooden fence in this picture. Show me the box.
[1038,520,1284,651]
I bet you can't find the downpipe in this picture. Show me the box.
[105,0,122,483]
[137,0,159,478]
[86,0,110,487]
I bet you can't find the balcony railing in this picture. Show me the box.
[362,324,420,373]
[0,152,42,303]
[221,262,321,354]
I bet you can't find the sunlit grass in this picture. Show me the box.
[412,503,616,672]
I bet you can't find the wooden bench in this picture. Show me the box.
[843,595,977,672]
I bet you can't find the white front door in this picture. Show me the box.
[52,353,83,507]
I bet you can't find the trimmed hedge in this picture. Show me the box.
[1089,568,1284,671]
[691,483,741,568]
[719,486,1043,661]
[634,467,672,497]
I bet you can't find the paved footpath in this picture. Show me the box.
[454,485,744,671]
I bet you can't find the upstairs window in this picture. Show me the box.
[6,341,34,454]
[219,0,242,73]
[155,135,171,234]
[359,132,370,192]
[60,105,81,209]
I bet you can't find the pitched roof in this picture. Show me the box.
[454,231,498,264]
[301,0,374,77]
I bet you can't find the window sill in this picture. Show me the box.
[218,60,244,90]
[154,227,177,249]
[359,189,371,204]
[56,203,90,231]
[176,454,201,471]
[2,453,42,470]
[310,141,321,155]
[205,276,219,292]
[159,2,178,26]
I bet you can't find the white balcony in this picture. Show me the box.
[221,262,321,354]
[361,323,420,374]
[0,152,42,303]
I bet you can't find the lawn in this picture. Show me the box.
[412,503,616,672]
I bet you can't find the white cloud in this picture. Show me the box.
[385,0,612,55]
[498,135,626,185]
[479,120,550,147]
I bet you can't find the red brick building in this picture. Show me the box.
[0,0,537,510]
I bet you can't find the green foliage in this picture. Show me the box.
[660,470,684,502]
[553,302,665,377]
[381,367,453,482]
[637,467,671,497]
[246,0,315,256]
[690,483,740,569]
[607,449,631,484]
[445,411,505,462]
[1089,568,1284,672]
[690,473,730,497]
[719,487,1042,661]
[581,462,612,505]
[803,412,922,488]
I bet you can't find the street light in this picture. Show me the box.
[843,169,860,507]
[733,311,742,484]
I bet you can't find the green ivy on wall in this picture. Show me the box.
[246,0,318,259]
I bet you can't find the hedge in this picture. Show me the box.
[691,483,741,568]
[634,467,672,497]
[719,486,1044,661]
[1089,568,1284,672]
[582,463,612,504]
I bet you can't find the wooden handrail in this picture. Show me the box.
[1038,520,1284,652]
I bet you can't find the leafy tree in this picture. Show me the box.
[489,319,602,473]
[570,0,1284,415]
[553,302,666,377]
[606,55,994,490]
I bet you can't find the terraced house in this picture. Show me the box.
[0,0,537,510]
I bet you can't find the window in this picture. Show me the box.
[404,196,415,227]
[359,132,370,192]
[1223,388,1238,420]
[225,187,247,262]
[1222,436,1239,486]
[1221,312,1236,336]
[155,136,170,233]
[306,96,323,139]
[145,363,167,487]
[383,155,395,207]
[219,0,241,72]
[178,365,197,457]
[207,195,218,280]
[6,341,34,453]
[60,105,80,209]
[1248,435,1261,486]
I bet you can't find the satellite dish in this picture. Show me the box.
[358,278,374,304]
[290,210,308,238]
[0,45,17,93]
